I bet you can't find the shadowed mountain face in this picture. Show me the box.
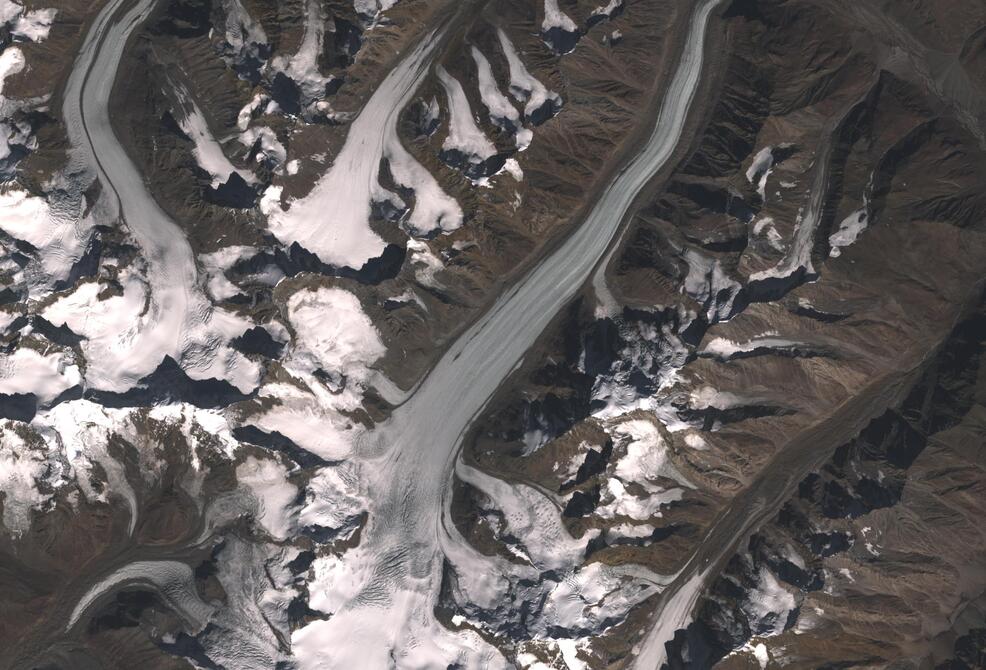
[0,0,984,668]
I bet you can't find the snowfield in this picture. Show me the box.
[247,286,386,460]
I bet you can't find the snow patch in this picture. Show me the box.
[828,208,868,257]
[746,147,773,200]
[497,28,562,123]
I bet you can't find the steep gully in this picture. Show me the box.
[64,0,731,665]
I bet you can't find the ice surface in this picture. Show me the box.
[386,131,463,236]
[247,287,385,459]
[196,539,298,669]
[198,245,255,301]
[287,286,385,378]
[298,463,364,536]
[594,419,694,521]
[683,249,742,322]
[0,188,87,283]
[752,215,785,251]
[43,264,260,393]
[745,146,773,199]
[69,561,216,631]
[613,419,691,488]
[174,86,256,188]
[236,457,298,540]
[470,46,523,137]
[829,208,868,257]
[239,125,286,165]
[237,93,268,131]
[0,1,56,42]
[32,399,242,539]
[0,423,52,536]
[55,0,263,394]
[406,239,444,288]
[284,0,717,664]
[0,43,24,96]
[272,0,331,103]
[0,347,80,402]
[594,420,692,521]
[590,0,624,21]
[266,32,462,267]
[458,461,595,570]
[542,0,578,33]
[700,333,803,361]
[436,65,497,161]
[744,567,796,636]
[354,0,399,25]
[220,0,267,64]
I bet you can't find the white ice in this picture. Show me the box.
[542,0,578,33]
[0,347,80,402]
[198,245,255,301]
[236,456,298,540]
[828,208,868,257]
[0,1,56,42]
[496,28,562,122]
[435,65,496,162]
[174,86,256,188]
[266,32,461,267]
[0,422,52,536]
[470,46,523,136]
[0,187,88,284]
[248,287,385,460]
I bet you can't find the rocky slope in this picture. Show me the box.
[0,0,983,668]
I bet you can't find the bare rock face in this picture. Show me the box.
[0,0,984,667]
